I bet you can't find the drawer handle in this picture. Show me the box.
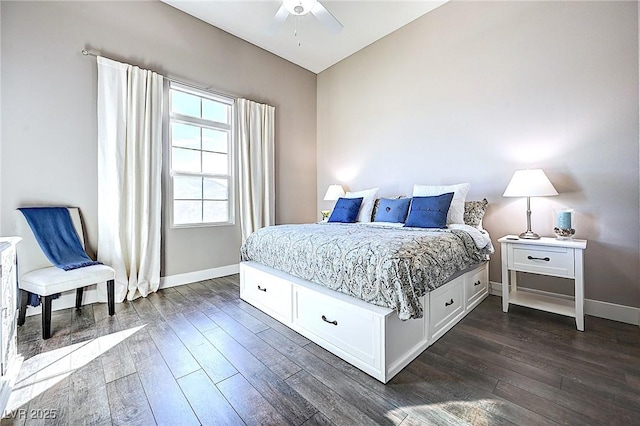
[527,256,550,262]
[321,315,338,326]
[474,280,482,286]
[445,299,454,307]
[257,285,267,292]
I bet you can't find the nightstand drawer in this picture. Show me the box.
[509,245,574,278]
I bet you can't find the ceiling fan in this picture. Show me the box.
[268,0,344,35]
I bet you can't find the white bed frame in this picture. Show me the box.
[240,260,489,383]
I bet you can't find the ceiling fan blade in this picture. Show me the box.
[310,1,343,34]
[267,4,289,35]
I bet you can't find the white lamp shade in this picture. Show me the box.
[323,184,345,201]
[503,169,558,197]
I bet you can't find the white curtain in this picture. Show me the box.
[96,57,163,301]
[237,99,275,242]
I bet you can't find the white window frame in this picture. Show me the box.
[168,82,235,228]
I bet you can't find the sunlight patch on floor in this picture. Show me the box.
[4,325,145,416]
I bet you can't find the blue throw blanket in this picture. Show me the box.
[19,207,102,306]
[19,207,101,271]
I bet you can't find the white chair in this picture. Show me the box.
[14,208,115,339]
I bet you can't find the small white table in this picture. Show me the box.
[499,235,587,331]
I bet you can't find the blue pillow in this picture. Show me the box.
[328,197,363,223]
[374,198,411,223]
[404,193,454,229]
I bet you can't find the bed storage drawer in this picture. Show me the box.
[509,245,574,278]
[293,286,383,371]
[465,264,489,310]
[429,276,464,341]
[240,263,292,323]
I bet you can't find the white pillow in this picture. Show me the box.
[345,188,379,222]
[412,183,470,225]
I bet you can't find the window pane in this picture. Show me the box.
[204,178,228,200]
[202,128,228,153]
[172,148,201,173]
[202,99,229,123]
[174,200,202,224]
[171,90,200,118]
[204,201,229,223]
[174,176,202,199]
[172,123,200,150]
[202,152,228,175]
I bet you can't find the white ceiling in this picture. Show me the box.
[161,1,448,74]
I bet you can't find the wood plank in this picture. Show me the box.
[493,380,599,425]
[98,316,137,384]
[164,313,237,383]
[456,321,630,385]
[217,373,291,426]
[444,331,562,387]
[24,374,70,426]
[146,320,200,379]
[258,328,407,425]
[407,354,553,425]
[301,412,335,426]
[92,302,111,323]
[183,309,219,333]
[177,369,244,426]
[160,289,197,314]
[68,358,111,425]
[203,327,316,425]
[69,303,97,343]
[231,298,310,346]
[174,284,221,315]
[131,297,164,323]
[284,371,382,426]
[217,303,269,334]
[146,292,181,317]
[106,373,156,426]
[206,309,301,380]
[443,345,638,424]
[125,328,199,425]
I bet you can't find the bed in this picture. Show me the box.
[239,215,493,383]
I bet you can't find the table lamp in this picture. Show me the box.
[322,184,345,220]
[503,169,558,239]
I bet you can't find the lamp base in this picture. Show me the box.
[519,230,541,240]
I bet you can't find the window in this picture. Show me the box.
[169,82,235,226]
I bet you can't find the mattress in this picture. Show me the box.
[240,222,493,320]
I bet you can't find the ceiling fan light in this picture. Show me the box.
[283,0,317,16]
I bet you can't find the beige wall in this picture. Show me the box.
[318,1,640,307]
[1,1,317,276]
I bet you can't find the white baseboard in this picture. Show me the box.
[25,264,239,316]
[490,281,640,327]
[159,264,239,289]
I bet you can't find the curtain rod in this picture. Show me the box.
[81,49,237,100]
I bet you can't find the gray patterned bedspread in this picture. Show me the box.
[240,223,492,320]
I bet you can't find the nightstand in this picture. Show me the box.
[498,235,587,331]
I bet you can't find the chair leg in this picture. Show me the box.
[18,290,28,326]
[42,295,53,339]
[107,279,115,316]
[75,287,84,310]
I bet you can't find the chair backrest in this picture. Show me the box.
[14,207,85,274]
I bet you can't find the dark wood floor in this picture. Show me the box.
[2,275,639,425]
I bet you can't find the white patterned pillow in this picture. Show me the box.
[412,183,470,225]
[464,199,488,229]
[345,188,379,222]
